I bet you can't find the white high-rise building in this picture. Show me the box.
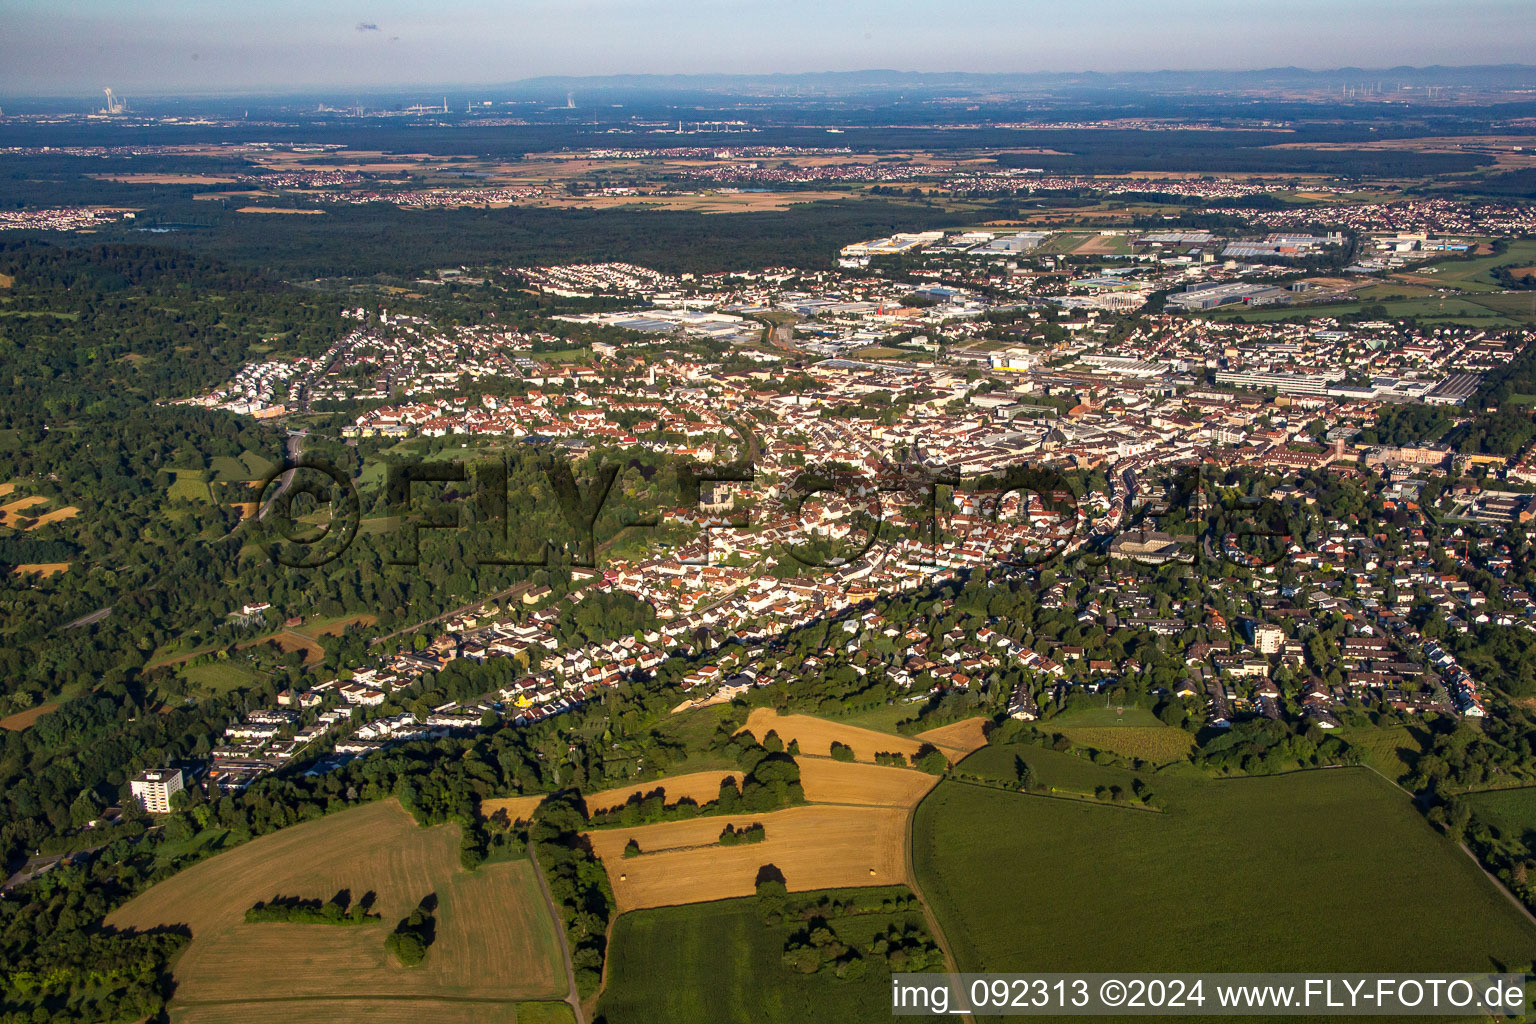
[130,768,185,814]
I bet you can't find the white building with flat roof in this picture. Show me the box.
[130,768,185,814]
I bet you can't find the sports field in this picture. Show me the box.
[109,800,567,1019]
[598,890,946,1024]
[913,768,1536,976]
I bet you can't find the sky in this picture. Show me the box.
[2,0,1535,97]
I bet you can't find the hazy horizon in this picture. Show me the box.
[3,0,1535,97]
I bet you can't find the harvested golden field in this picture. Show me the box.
[236,206,326,214]
[0,482,13,495]
[0,273,12,289]
[1054,726,1196,764]
[740,708,965,763]
[0,496,47,526]
[13,562,70,577]
[584,770,744,815]
[796,757,938,808]
[172,999,522,1024]
[915,717,990,758]
[110,800,566,1013]
[483,771,746,824]
[27,506,79,529]
[0,703,53,731]
[480,793,547,823]
[586,804,911,912]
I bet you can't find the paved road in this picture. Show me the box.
[257,433,306,522]
[60,605,113,630]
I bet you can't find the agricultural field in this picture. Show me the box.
[1041,705,1196,764]
[1337,724,1427,784]
[1402,238,1536,291]
[207,451,278,483]
[1463,290,1536,324]
[0,493,80,530]
[109,800,567,1019]
[1213,295,1523,326]
[598,890,946,1024]
[586,803,912,911]
[913,767,1536,979]
[0,702,56,732]
[1047,705,1165,728]
[166,468,213,502]
[959,740,1145,795]
[12,562,70,578]
[1049,725,1195,764]
[582,769,745,815]
[913,716,990,756]
[479,792,548,824]
[580,746,945,911]
[795,757,939,807]
[739,708,972,763]
[171,999,523,1024]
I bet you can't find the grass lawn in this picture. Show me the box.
[825,701,923,735]
[1030,707,1197,764]
[913,768,1536,986]
[597,889,945,1024]
[153,827,235,865]
[179,661,262,694]
[1466,786,1536,846]
[1411,239,1536,291]
[1212,296,1519,326]
[513,1004,576,1024]
[167,468,212,502]
[1052,726,1195,764]
[1466,290,1536,325]
[204,451,278,484]
[1337,724,1427,784]
[636,703,741,776]
[957,741,1146,795]
[1047,704,1164,728]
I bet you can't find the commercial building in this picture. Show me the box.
[1214,370,1343,395]
[1164,282,1292,311]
